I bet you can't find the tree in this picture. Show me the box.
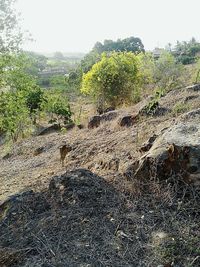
[194,58,200,84]
[0,91,31,141]
[81,52,141,112]
[153,51,184,91]
[0,0,23,53]
[24,51,47,76]
[174,38,200,65]
[42,90,72,125]
[93,36,145,54]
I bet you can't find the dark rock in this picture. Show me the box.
[153,106,171,116]
[2,153,12,160]
[184,94,199,103]
[118,113,139,127]
[186,83,200,91]
[33,146,44,156]
[38,124,61,135]
[101,110,118,121]
[77,124,84,129]
[88,115,101,129]
[63,122,75,130]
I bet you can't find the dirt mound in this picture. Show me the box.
[0,169,128,266]
[1,169,200,267]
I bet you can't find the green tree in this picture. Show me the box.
[194,58,200,84]
[93,36,145,54]
[42,90,72,125]
[0,91,31,141]
[153,51,184,91]
[174,38,200,65]
[81,52,141,112]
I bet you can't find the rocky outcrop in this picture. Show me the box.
[88,115,101,128]
[125,109,200,186]
[101,110,118,121]
[118,113,139,127]
[88,111,119,129]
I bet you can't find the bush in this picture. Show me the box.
[81,52,141,112]
[42,91,72,125]
[153,51,184,92]
[0,91,32,141]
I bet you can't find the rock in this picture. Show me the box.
[2,153,12,160]
[184,94,199,103]
[63,122,75,130]
[38,124,61,135]
[88,111,118,129]
[96,106,115,115]
[33,146,44,156]
[118,113,139,127]
[127,109,200,185]
[88,115,101,129]
[101,110,118,121]
[186,83,200,91]
[77,124,84,129]
[153,106,171,116]
[139,134,158,153]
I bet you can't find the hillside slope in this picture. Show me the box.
[0,85,200,266]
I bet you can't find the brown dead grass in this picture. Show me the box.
[0,86,200,266]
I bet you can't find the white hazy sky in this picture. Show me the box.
[16,0,200,53]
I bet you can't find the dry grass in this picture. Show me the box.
[1,86,200,266]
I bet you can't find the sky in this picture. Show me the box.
[16,0,200,53]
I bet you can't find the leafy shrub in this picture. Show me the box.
[81,52,141,112]
[153,51,184,92]
[0,91,32,141]
[26,86,45,123]
[42,91,72,125]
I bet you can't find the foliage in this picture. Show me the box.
[142,89,164,115]
[81,52,141,112]
[153,51,184,92]
[137,52,155,85]
[68,36,145,92]
[1,53,39,91]
[23,51,48,76]
[0,52,47,137]
[50,75,67,89]
[0,91,32,141]
[194,58,200,84]
[26,86,45,115]
[93,36,145,54]
[42,90,72,125]
[174,38,200,65]
[80,51,101,74]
